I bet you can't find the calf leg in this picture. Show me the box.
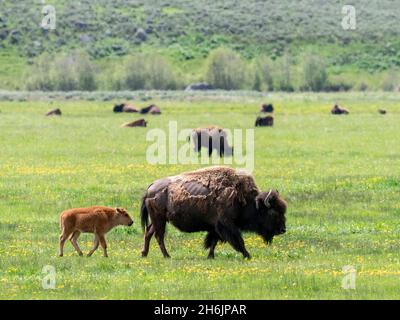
[141,224,155,257]
[216,222,251,259]
[59,232,69,257]
[70,231,83,256]
[204,231,219,259]
[98,234,108,258]
[154,221,170,258]
[87,234,99,257]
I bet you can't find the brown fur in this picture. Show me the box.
[255,116,274,127]
[59,206,133,257]
[331,104,349,115]
[140,104,161,114]
[190,127,233,157]
[113,103,139,113]
[46,108,62,116]
[121,119,147,127]
[140,167,286,259]
[149,106,161,114]
[260,104,274,113]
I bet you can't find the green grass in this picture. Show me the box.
[0,92,399,299]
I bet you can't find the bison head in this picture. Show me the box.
[254,190,287,243]
[115,208,134,226]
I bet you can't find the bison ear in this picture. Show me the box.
[116,208,122,213]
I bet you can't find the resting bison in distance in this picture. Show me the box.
[46,108,62,116]
[140,166,287,259]
[122,119,147,128]
[260,104,274,113]
[113,103,139,113]
[331,104,349,115]
[59,206,133,257]
[378,109,387,115]
[140,104,161,115]
[255,116,274,127]
[190,126,233,157]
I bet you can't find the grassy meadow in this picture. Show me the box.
[0,92,399,299]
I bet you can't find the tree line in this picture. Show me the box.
[26,48,399,92]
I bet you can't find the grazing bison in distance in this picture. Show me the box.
[140,104,161,115]
[59,206,133,257]
[140,166,287,259]
[378,109,387,115]
[255,116,274,127]
[113,103,139,113]
[260,104,274,113]
[46,108,62,116]
[331,104,349,115]
[190,126,233,157]
[121,119,147,128]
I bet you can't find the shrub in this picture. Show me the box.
[123,54,177,90]
[382,69,399,91]
[274,52,294,92]
[26,51,97,91]
[253,56,274,91]
[301,53,328,91]
[205,48,246,90]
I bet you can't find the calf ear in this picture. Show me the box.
[116,208,122,213]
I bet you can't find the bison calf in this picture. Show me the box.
[59,206,133,257]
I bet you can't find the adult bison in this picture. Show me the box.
[121,119,147,127]
[140,166,287,259]
[140,104,161,115]
[331,104,349,115]
[255,116,274,127]
[46,108,62,116]
[113,103,139,113]
[190,126,233,157]
[260,104,274,113]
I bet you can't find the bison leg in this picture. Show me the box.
[204,231,219,259]
[87,234,99,257]
[98,234,108,258]
[141,224,155,257]
[154,221,170,258]
[208,137,213,157]
[70,231,83,256]
[216,222,251,259]
[196,133,202,153]
[59,233,69,257]
[219,136,225,158]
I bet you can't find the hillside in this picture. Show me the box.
[1,0,400,90]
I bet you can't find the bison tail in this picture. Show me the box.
[140,196,149,232]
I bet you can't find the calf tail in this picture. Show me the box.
[140,196,149,232]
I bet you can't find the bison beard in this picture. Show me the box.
[140,167,287,259]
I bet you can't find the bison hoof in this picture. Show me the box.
[59,254,63,257]
[141,251,148,257]
[207,254,215,260]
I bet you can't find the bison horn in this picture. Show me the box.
[264,189,273,208]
